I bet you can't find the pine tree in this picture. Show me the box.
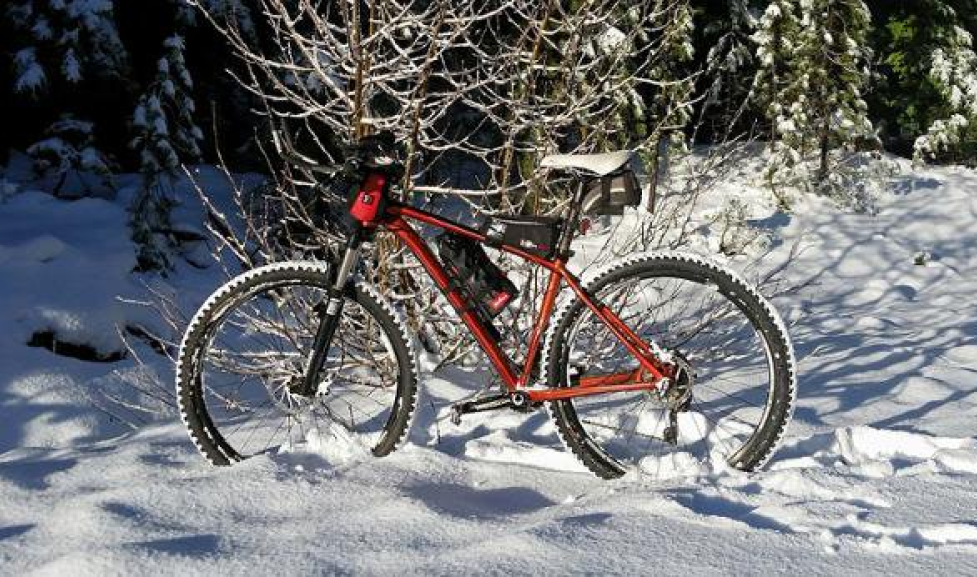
[697,0,760,141]
[807,0,877,182]
[12,46,46,94]
[755,0,878,200]
[131,35,203,177]
[8,0,127,95]
[752,0,802,203]
[752,0,802,151]
[176,0,255,39]
[869,0,977,165]
[8,0,127,195]
[911,9,977,164]
[130,34,204,272]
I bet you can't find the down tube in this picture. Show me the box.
[386,217,520,388]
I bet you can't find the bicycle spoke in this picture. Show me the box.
[193,280,404,460]
[559,264,783,479]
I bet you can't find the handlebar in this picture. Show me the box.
[272,123,404,181]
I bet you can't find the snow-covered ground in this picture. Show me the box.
[2,159,977,574]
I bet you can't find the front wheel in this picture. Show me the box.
[176,261,418,465]
[544,253,796,480]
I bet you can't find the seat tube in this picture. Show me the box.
[519,265,564,387]
[557,179,589,256]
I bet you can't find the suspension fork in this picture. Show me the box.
[297,231,363,397]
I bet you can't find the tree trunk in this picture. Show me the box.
[817,111,830,183]
[646,135,668,212]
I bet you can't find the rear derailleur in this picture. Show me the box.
[661,351,695,445]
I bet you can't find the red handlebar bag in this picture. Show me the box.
[348,173,387,226]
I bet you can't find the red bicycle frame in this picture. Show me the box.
[382,203,674,403]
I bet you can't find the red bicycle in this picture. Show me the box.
[176,134,796,479]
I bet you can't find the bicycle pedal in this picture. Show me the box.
[449,406,463,426]
[662,426,678,445]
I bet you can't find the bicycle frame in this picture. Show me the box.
[382,203,674,403]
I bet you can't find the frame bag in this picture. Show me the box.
[482,216,562,259]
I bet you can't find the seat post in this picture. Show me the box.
[557,177,590,257]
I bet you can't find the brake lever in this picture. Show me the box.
[271,125,343,176]
[280,150,342,177]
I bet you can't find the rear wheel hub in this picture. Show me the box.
[662,351,694,411]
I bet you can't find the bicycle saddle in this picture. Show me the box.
[540,151,633,177]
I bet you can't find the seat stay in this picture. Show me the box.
[552,269,671,379]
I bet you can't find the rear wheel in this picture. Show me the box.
[544,253,796,480]
[176,262,417,465]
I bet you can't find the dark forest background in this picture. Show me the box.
[1,0,975,178]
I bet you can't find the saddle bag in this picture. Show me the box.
[481,216,562,259]
[581,169,641,216]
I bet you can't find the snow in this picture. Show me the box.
[31,19,53,41]
[596,26,628,53]
[14,48,47,93]
[0,192,139,354]
[2,156,977,572]
[62,48,82,83]
[540,151,633,176]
